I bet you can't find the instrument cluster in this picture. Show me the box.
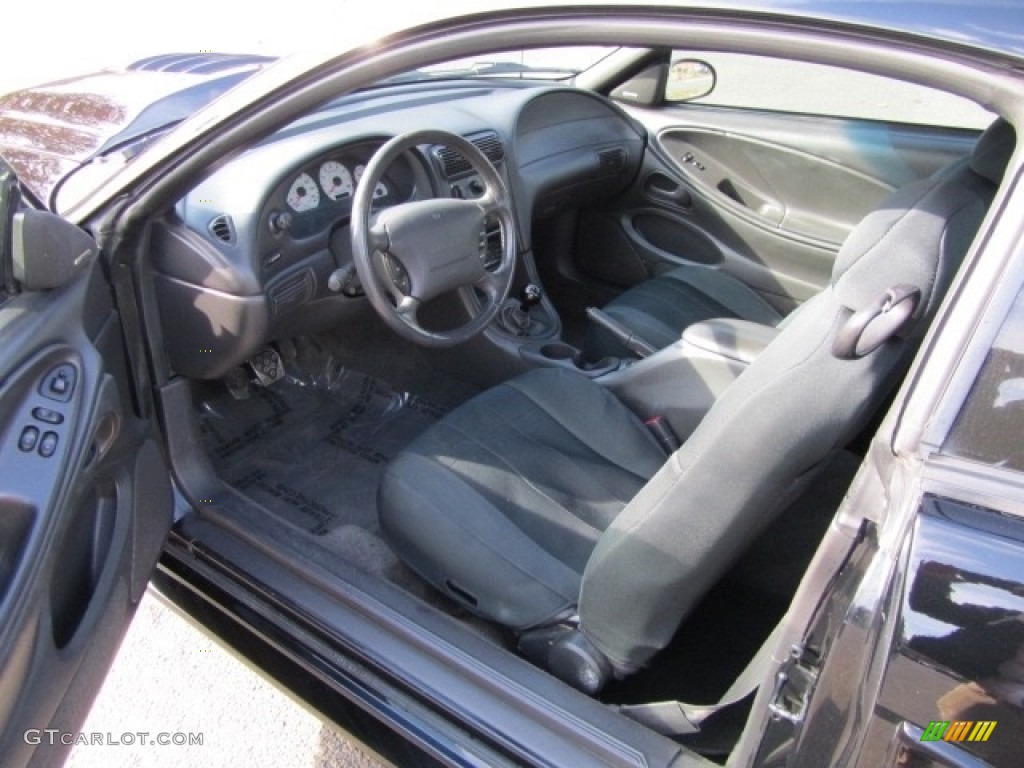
[271,142,410,241]
[284,159,388,213]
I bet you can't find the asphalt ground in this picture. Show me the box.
[65,591,389,768]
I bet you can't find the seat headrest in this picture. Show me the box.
[971,118,1015,185]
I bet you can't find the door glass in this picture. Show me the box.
[669,51,994,129]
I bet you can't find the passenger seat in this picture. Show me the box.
[587,120,1010,360]
[587,263,785,358]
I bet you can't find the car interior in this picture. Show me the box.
[137,42,1016,761]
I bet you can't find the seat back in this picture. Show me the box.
[578,119,1015,673]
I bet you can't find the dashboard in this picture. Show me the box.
[149,82,646,379]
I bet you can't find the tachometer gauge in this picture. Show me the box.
[286,173,320,212]
[319,160,354,201]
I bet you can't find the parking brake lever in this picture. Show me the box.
[586,307,656,358]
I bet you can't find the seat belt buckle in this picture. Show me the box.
[645,415,681,454]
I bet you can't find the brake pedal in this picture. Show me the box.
[223,366,252,400]
[248,347,286,387]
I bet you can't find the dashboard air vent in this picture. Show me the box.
[434,132,505,178]
[208,214,236,245]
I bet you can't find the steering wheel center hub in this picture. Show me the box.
[378,198,487,303]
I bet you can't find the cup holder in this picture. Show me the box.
[520,342,619,378]
[540,343,583,365]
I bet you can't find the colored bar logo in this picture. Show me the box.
[921,721,997,743]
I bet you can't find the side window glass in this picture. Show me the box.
[670,51,994,129]
[944,287,1024,470]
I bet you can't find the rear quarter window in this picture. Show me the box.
[944,287,1024,469]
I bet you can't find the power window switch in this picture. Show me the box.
[18,426,40,452]
[38,431,58,458]
[32,406,64,425]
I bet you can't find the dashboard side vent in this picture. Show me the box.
[434,132,505,178]
[208,214,236,245]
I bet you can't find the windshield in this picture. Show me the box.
[385,46,618,84]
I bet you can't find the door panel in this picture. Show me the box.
[660,128,894,243]
[578,104,979,311]
[0,258,172,765]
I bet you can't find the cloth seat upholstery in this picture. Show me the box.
[589,264,785,358]
[380,367,666,630]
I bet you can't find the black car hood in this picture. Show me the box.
[0,53,274,206]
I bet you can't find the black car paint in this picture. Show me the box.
[886,498,1024,767]
[0,54,272,206]
[753,496,1024,768]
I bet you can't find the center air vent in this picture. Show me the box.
[434,132,505,179]
[208,214,236,244]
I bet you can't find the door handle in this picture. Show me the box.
[644,173,692,209]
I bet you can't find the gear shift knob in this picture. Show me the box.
[519,283,543,312]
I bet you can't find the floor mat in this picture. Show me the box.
[198,337,514,646]
[199,350,462,540]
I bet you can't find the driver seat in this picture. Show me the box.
[378,119,1013,692]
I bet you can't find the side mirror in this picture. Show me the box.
[665,59,716,102]
[0,157,96,292]
[12,210,97,291]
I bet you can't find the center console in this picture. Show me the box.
[489,282,620,378]
[601,318,780,440]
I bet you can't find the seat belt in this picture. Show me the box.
[616,622,783,736]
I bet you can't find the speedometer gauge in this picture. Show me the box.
[286,173,320,212]
[319,160,354,201]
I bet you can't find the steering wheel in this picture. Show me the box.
[351,129,517,347]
